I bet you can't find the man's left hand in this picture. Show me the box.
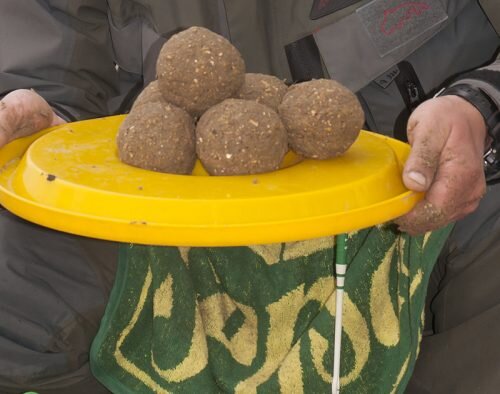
[396,95,487,235]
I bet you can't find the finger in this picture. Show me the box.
[402,110,448,192]
[395,200,445,235]
[51,113,66,127]
[396,161,485,235]
[395,195,483,235]
[0,89,56,147]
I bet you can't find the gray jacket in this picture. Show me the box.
[0,0,498,134]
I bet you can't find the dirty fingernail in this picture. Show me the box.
[407,171,427,187]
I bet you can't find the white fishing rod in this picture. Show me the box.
[332,233,347,393]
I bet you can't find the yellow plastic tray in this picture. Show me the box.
[0,115,422,246]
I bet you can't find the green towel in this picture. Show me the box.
[91,224,451,393]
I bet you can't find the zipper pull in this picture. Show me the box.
[406,81,421,110]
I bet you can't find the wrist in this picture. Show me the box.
[438,83,500,181]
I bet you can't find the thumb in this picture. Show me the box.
[0,89,59,148]
[402,112,447,192]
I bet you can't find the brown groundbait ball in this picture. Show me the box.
[279,79,365,159]
[117,101,196,174]
[157,26,245,117]
[235,73,288,111]
[131,80,163,110]
[196,99,288,176]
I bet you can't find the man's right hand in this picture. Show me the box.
[0,89,65,148]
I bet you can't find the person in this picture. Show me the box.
[0,1,498,393]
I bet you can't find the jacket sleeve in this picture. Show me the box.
[0,0,120,120]
[451,53,500,106]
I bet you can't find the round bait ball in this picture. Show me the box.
[196,99,288,175]
[117,101,196,174]
[235,73,288,111]
[131,80,163,110]
[157,26,245,117]
[279,79,364,159]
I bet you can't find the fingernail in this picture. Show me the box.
[407,171,427,187]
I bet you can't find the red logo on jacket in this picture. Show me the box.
[380,2,430,36]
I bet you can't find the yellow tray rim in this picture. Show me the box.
[0,116,422,246]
